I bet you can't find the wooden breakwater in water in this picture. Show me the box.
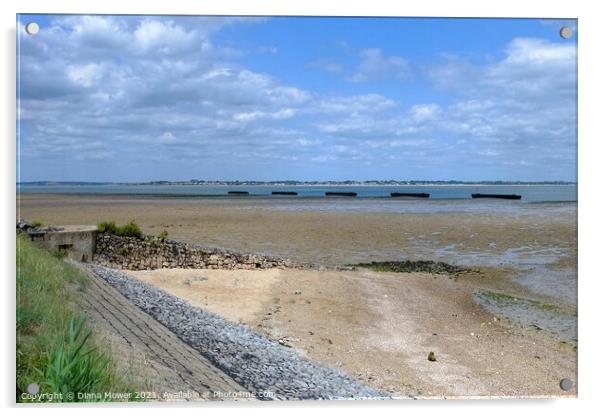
[325,192,357,197]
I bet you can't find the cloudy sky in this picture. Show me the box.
[17,15,577,182]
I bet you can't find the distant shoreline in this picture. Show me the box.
[18,182,577,187]
[16,183,578,203]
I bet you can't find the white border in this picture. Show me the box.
[3,1,600,415]
[3,0,586,18]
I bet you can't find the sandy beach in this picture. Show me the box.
[122,267,575,397]
[17,193,577,397]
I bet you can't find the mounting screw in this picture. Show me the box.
[26,383,39,395]
[559,378,573,391]
[559,26,573,40]
[25,22,39,35]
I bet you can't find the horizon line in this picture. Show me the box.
[17,179,578,184]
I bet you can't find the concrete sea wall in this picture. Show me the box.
[17,220,97,262]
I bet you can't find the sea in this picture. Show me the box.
[17,183,576,202]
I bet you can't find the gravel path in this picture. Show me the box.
[85,264,387,400]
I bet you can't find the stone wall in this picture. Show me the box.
[93,233,300,271]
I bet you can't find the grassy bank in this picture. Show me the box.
[16,233,140,402]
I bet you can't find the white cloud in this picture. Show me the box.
[233,108,297,122]
[66,63,104,87]
[429,37,576,100]
[159,132,176,144]
[295,138,320,147]
[421,36,576,170]
[311,155,337,163]
[317,94,396,114]
[478,149,500,157]
[348,48,411,82]
[134,19,197,52]
[503,37,575,64]
[409,104,441,122]
[306,58,343,73]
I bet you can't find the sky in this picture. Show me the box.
[17,15,577,182]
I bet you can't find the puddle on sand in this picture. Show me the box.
[472,290,577,345]
[514,267,576,305]
[416,244,576,306]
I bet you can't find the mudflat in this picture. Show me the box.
[17,194,575,265]
[18,194,577,303]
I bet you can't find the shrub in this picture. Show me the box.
[97,220,142,239]
[117,221,142,238]
[157,230,169,241]
[30,219,44,228]
[97,221,118,234]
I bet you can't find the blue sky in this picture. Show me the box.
[17,15,577,182]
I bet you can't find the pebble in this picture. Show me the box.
[86,264,387,400]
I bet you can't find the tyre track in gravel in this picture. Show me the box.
[75,264,253,401]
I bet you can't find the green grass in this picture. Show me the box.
[97,221,119,234]
[16,234,141,402]
[98,220,143,239]
[98,221,170,242]
[51,248,68,259]
[30,219,44,228]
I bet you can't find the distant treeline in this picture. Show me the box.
[18,181,108,186]
[19,180,577,186]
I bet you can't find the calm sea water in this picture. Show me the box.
[17,184,577,203]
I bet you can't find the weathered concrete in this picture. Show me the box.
[21,223,98,262]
